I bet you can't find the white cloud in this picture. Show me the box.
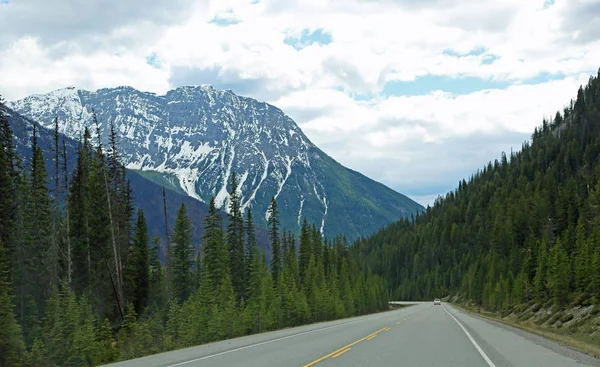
[0,0,599,204]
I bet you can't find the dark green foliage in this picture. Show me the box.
[226,173,246,302]
[172,204,192,304]
[356,69,600,312]
[245,209,258,294]
[203,197,227,291]
[0,238,25,367]
[126,209,150,315]
[299,218,311,282]
[1,101,390,366]
[268,197,281,282]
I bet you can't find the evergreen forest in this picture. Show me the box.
[355,69,600,312]
[0,106,388,366]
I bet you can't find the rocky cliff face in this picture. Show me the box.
[8,86,423,240]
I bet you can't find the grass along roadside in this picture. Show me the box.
[454,303,600,358]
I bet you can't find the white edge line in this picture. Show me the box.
[442,304,497,367]
[167,311,395,367]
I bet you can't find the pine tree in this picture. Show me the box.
[93,114,125,318]
[69,128,93,296]
[126,209,150,315]
[299,218,311,282]
[0,238,25,367]
[88,135,121,320]
[550,242,569,307]
[0,106,18,274]
[203,197,227,291]
[23,124,53,345]
[533,238,548,303]
[245,209,258,296]
[148,236,167,313]
[172,203,193,304]
[216,273,238,339]
[267,197,281,282]
[62,134,73,287]
[226,173,246,302]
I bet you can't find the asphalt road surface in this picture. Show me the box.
[103,302,600,367]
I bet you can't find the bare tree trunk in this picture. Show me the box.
[95,117,124,317]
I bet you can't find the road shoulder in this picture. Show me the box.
[452,304,600,366]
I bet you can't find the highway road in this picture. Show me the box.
[103,302,600,367]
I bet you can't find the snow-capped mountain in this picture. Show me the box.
[8,86,423,240]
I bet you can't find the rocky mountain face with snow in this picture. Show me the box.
[8,86,423,240]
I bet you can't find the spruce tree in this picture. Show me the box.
[172,203,193,304]
[299,218,311,282]
[203,197,227,291]
[23,125,52,345]
[148,236,166,312]
[69,128,93,296]
[245,209,258,296]
[267,197,281,282]
[0,115,17,281]
[226,173,246,302]
[551,242,569,307]
[126,209,150,315]
[0,238,25,367]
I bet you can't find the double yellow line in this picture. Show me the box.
[302,326,390,366]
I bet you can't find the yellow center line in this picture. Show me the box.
[302,327,388,367]
[331,348,351,358]
[366,335,377,341]
[396,321,402,324]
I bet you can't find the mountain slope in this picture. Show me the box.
[8,86,423,240]
[355,69,600,310]
[2,102,268,251]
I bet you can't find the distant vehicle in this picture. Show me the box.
[433,299,441,305]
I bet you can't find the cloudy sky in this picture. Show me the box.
[1,0,599,206]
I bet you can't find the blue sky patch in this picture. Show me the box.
[543,0,555,8]
[382,75,511,96]
[284,28,333,50]
[442,47,487,57]
[481,54,500,64]
[443,47,499,65]
[145,53,161,69]
[209,16,241,27]
[518,72,565,84]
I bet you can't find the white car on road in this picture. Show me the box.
[433,299,441,305]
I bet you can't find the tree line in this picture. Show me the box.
[0,104,388,366]
[354,69,600,312]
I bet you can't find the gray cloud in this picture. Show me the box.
[321,57,375,92]
[439,3,517,33]
[299,116,531,205]
[169,65,302,102]
[558,0,600,44]
[0,0,197,49]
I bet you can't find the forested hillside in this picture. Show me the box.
[355,69,600,311]
[0,101,388,366]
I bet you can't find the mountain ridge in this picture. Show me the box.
[8,85,423,240]
[1,101,270,253]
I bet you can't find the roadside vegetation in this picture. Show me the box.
[0,103,388,366]
[355,70,600,348]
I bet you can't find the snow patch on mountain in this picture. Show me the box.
[297,197,305,226]
[215,145,236,211]
[7,85,423,239]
